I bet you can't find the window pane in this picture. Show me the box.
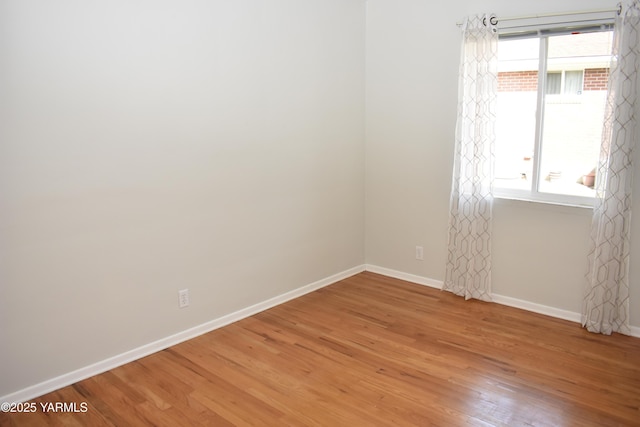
[564,70,584,95]
[495,38,539,191]
[546,72,561,94]
[538,32,613,197]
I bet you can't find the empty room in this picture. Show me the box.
[1,0,639,425]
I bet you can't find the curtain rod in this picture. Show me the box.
[456,5,621,27]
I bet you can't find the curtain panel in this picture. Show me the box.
[583,0,640,335]
[444,15,498,302]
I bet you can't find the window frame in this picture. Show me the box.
[493,26,613,208]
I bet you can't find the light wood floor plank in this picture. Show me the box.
[2,272,639,426]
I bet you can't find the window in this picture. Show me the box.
[545,70,584,95]
[494,29,614,206]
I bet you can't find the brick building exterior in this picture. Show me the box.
[498,68,609,92]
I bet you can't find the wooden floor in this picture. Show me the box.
[2,272,640,426]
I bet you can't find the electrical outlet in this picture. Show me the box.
[415,246,424,260]
[178,289,189,308]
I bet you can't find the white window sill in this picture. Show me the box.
[493,192,595,210]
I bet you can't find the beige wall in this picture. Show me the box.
[365,0,640,326]
[0,0,366,397]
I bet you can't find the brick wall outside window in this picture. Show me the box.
[498,71,538,92]
[583,68,609,91]
[498,68,609,92]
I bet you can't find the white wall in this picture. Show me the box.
[366,0,640,328]
[0,0,365,397]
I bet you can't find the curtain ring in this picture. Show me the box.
[617,3,622,15]
[483,15,498,26]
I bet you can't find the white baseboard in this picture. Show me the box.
[491,294,581,323]
[1,265,366,405]
[365,264,444,289]
[364,264,640,338]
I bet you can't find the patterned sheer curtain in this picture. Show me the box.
[583,0,640,335]
[444,15,498,302]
